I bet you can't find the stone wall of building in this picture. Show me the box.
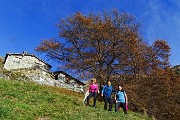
[4,55,49,71]
[13,69,84,93]
[54,73,84,93]
[2,53,85,93]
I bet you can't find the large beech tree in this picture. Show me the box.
[36,10,141,82]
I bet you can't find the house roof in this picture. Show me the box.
[4,52,52,69]
[53,71,86,85]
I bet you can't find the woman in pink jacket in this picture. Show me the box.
[86,78,99,108]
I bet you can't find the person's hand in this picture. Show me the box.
[101,94,103,97]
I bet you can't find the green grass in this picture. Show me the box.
[0,78,152,120]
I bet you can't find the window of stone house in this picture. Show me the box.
[13,60,20,64]
[13,58,20,64]
[34,62,41,65]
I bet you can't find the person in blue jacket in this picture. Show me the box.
[101,81,115,111]
[114,85,128,114]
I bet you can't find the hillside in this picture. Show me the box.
[0,78,152,120]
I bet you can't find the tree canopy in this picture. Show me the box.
[37,10,142,81]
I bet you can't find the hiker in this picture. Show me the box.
[114,85,128,114]
[86,78,99,107]
[101,81,115,111]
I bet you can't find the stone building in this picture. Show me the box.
[3,51,85,93]
[3,51,51,71]
[54,71,85,93]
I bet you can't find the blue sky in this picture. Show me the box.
[0,0,180,70]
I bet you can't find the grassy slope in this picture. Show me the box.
[0,78,151,120]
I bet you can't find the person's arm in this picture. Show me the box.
[88,85,91,93]
[114,92,117,103]
[96,84,100,93]
[112,86,116,93]
[112,89,116,93]
[101,86,105,96]
[125,93,128,104]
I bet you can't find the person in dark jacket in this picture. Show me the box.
[101,81,115,111]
